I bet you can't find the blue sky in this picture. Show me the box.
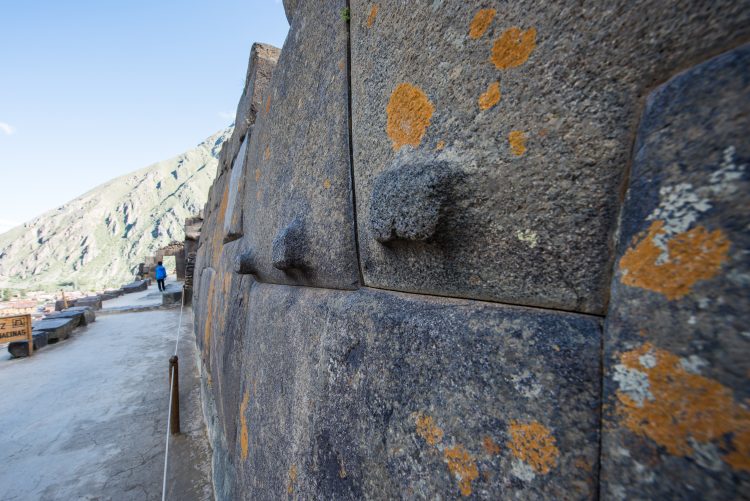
[0,0,289,233]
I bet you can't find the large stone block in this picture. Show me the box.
[602,46,750,499]
[233,283,601,499]
[73,295,102,310]
[350,0,750,314]
[45,306,95,326]
[221,43,280,177]
[32,317,77,341]
[121,280,148,293]
[8,332,48,358]
[238,0,359,290]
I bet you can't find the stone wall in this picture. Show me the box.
[193,2,750,499]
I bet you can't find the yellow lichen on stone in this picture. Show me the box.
[619,221,730,300]
[483,436,501,455]
[255,168,261,182]
[287,464,297,494]
[367,4,379,28]
[323,178,332,189]
[240,390,250,460]
[469,9,496,39]
[508,130,527,156]
[491,27,537,69]
[507,420,559,474]
[443,444,479,497]
[386,83,434,151]
[435,140,445,151]
[264,145,271,161]
[414,413,444,446]
[478,81,501,110]
[616,343,750,471]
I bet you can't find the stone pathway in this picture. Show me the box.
[0,306,212,500]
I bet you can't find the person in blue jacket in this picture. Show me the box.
[155,261,167,292]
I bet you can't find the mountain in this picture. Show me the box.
[0,126,232,291]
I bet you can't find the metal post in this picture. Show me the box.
[169,355,181,434]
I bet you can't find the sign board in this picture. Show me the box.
[0,314,33,354]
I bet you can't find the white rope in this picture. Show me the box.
[161,284,186,501]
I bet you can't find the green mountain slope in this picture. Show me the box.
[0,127,231,291]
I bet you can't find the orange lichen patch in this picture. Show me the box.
[255,168,261,182]
[616,343,750,471]
[483,436,501,455]
[240,390,250,460]
[323,178,332,189]
[435,140,445,151]
[338,58,346,72]
[386,83,434,151]
[507,421,559,474]
[256,189,263,202]
[367,4,379,28]
[444,445,479,497]
[619,221,730,300]
[491,27,537,69]
[265,94,271,114]
[287,464,297,494]
[469,9,496,39]
[478,81,501,110]
[414,413,444,446]
[508,130,527,156]
[264,145,271,161]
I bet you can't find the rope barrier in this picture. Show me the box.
[161,284,186,501]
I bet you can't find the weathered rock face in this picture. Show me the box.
[350,0,750,315]
[602,45,750,500]
[193,3,750,500]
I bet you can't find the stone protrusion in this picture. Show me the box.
[271,218,308,271]
[369,160,460,243]
[234,249,258,276]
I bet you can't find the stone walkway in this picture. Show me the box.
[0,306,212,500]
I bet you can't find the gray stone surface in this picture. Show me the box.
[45,306,95,326]
[220,44,280,178]
[350,0,750,314]
[230,283,600,499]
[32,317,77,341]
[602,45,750,499]
[121,280,148,293]
[238,0,358,290]
[73,295,102,310]
[8,332,48,358]
[161,284,184,306]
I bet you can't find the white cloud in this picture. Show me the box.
[0,122,15,135]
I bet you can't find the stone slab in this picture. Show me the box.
[233,283,601,499]
[121,280,148,293]
[73,295,102,310]
[32,317,77,341]
[350,0,750,314]
[8,332,48,358]
[161,285,184,306]
[602,45,750,499]
[238,0,359,290]
[64,306,96,325]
